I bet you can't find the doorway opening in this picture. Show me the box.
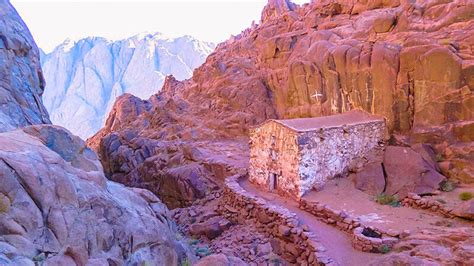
[269,173,277,191]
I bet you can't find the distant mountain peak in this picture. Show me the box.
[41,33,214,139]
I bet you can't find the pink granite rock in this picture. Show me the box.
[0,1,196,264]
[0,0,50,131]
[351,162,386,196]
[384,146,446,198]
[453,199,474,220]
[0,125,195,265]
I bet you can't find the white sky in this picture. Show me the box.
[11,0,310,53]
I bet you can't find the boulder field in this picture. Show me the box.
[89,0,473,207]
[0,0,195,264]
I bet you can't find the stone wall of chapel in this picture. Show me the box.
[298,120,386,194]
[249,121,300,197]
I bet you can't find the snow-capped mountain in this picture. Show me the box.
[41,33,215,139]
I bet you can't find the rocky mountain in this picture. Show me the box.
[89,0,474,207]
[0,1,195,264]
[41,34,215,139]
[0,0,50,132]
[88,0,474,262]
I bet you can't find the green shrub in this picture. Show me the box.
[440,180,456,192]
[0,201,8,213]
[188,238,200,245]
[379,245,391,254]
[181,258,190,266]
[270,258,282,266]
[459,192,474,201]
[375,194,400,207]
[32,253,46,262]
[195,245,212,257]
[435,153,445,162]
[0,194,10,213]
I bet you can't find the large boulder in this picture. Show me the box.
[351,162,386,196]
[0,125,195,265]
[189,216,232,240]
[384,146,446,198]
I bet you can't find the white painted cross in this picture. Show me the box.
[311,92,323,101]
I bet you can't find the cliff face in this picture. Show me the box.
[0,0,50,131]
[41,35,214,139]
[0,1,194,264]
[90,0,473,207]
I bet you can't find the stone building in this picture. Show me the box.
[249,110,386,198]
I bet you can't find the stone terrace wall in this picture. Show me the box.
[298,120,386,193]
[218,174,336,265]
[249,121,301,198]
[401,193,455,218]
[299,199,400,253]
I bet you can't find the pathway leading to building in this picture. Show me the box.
[240,177,384,266]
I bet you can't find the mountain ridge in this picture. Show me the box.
[41,33,215,138]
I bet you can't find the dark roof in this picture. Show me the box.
[269,110,384,132]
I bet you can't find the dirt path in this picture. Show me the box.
[240,178,384,266]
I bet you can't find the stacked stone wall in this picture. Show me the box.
[218,174,337,265]
[299,199,400,253]
[298,120,386,193]
[401,193,455,218]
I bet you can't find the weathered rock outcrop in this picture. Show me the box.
[90,0,473,207]
[0,0,50,131]
[370,227,474,265]
[0,126,194,265]
[0,1,194,264]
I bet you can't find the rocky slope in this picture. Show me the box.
[0,0,50,132]
[41,34,214,139]
[0,1,194,264]
[89,0,473,208]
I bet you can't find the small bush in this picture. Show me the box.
[375,194,400,207]
[270,258,282,266]
[181,258,190,266]
[32,253,46,262]
[196,245,212,257]
[459,192,474,201]
[440,180,456,192]
[0,194,10,213]
[379,245,391,254]
[188,238,200,245]
[0,201,8,213]
[435,153,445,162]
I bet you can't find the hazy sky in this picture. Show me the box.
[11,0,310,52]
